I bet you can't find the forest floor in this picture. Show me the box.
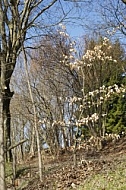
[6,136,126,190]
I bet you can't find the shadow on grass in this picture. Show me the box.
[6,162,37,179]
[15,166,31,178]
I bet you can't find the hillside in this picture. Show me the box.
[7,136,126,190]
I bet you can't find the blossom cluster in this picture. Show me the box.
[68,37,117,70]
[57,23,69,38]
[52,120,66,127]
[69,84,125,111]
[67,83,125,128]
[39,118,66,127]
[76,113,99,126]
[57,23,77,65]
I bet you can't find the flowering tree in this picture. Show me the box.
[68,37,126,137]
[10,23,126,169]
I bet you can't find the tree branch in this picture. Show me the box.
[7,139,28,151]
[121,0,126,4]
[27,0,58,28]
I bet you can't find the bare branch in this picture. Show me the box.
[27,0,58,28]
[121,0,126,4]
[7,139,28,151]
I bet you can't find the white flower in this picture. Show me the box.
[89,91,94,96]
[113,60,117,63]
[100,96,104,100]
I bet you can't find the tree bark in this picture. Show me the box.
[30,125,35,156]
[20,124,25,160]
[0,93,6,190]
[3,88,14,162]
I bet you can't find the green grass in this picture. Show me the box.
[5,162,32,177]
[5,162,13,177]
[5,162,32,189]
[79,160,126,190]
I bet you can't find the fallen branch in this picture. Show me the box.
[7,139,28,151]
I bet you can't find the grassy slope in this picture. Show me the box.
[79,158,126,190]
[6,137,126,190]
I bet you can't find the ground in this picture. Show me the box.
[6,136,126,190]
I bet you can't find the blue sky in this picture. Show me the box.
[67,25,85,38]
[62,0,126,48]
[61,1,103,39]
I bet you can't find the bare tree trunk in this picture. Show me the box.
[20,124,24,161]
[62,128,67,148]
[12,148,16,187]
[70,126,74,146]
[23,46,43,181]
[3,89,14,162]
[0,93,6,190]
[30,125,35,156]
[73,138,78,167]
[12,126,16,186]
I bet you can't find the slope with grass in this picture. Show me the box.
[6,136,126,190]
